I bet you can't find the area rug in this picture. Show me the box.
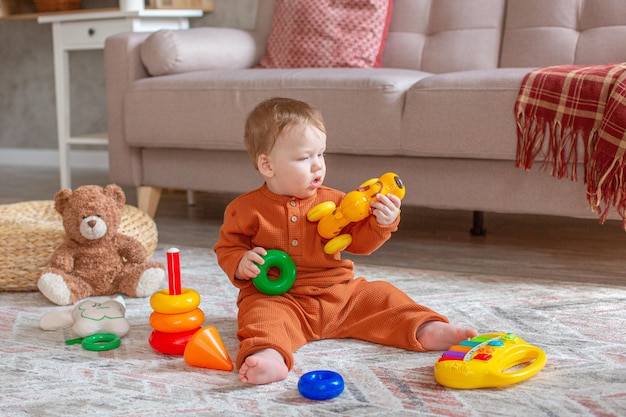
[1,245,625,417]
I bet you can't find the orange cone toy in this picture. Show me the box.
[184,325,233,371]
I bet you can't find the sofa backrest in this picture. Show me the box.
[253,0,506,73]
[253,0,626,73]
[500,0,626,67]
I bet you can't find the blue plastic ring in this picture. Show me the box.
[297,370,344,400]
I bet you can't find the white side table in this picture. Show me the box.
[38,9,203,189]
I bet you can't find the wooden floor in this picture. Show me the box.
[2,165,625,286]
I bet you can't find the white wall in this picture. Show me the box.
[0,0,257,158]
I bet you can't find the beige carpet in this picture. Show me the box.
[2,245,625,416]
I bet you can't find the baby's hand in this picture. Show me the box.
[235,247,267,281]
[371,193,402,226]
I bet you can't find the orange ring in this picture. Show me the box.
[149,308,205,333]
[150,288,201,314]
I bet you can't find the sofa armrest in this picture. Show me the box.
[140,27,263,76]
[105,32,152,187]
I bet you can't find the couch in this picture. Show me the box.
[104,0,626,226]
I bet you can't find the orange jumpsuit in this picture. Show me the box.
[213,184,448,370]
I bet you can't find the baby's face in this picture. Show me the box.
[264,123,327,199]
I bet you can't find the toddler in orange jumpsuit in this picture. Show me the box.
[214,97,477,385]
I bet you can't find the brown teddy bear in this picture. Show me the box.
[38,184,165,306]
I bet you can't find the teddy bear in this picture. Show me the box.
[38,184,165,306]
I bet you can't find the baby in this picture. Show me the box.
[214,97,477,385]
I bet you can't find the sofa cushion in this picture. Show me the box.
[259,0,393,68]
[123,68,429,155]
[401,68,534,160]
[382,0,505,73]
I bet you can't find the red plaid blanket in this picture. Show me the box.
[515,63,626,225]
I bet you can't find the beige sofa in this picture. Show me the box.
[104,0,626,225]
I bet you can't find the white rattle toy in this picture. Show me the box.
[40,295,130,338]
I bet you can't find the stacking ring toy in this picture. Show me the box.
[150,288,201,314]
[253,249,296,296]
[65,333,121,351]
[149,308,205,333]
[297,370,344,400]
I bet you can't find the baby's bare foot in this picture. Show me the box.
[416,321,478,351]
[238,348,289,385]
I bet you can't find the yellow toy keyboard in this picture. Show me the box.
[434,332,546,389]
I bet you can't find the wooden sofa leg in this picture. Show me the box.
[470,210,486,236]
[137,186,162,218]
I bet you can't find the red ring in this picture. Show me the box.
[148,327,200,355]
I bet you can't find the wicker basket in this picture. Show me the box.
[34,0,81,13]
[0,201,158,292]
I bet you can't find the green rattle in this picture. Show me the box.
[253,249,296,296]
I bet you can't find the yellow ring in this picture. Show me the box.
[149,308,205,333]
[150,288,201,314]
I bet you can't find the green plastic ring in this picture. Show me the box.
[81,333,121,351]
[253,249,297,296]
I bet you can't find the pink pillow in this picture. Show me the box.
[259,0,393,69]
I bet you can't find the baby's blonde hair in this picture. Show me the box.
[244,97,326,169]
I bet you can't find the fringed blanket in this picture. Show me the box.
[515,63,626,226]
